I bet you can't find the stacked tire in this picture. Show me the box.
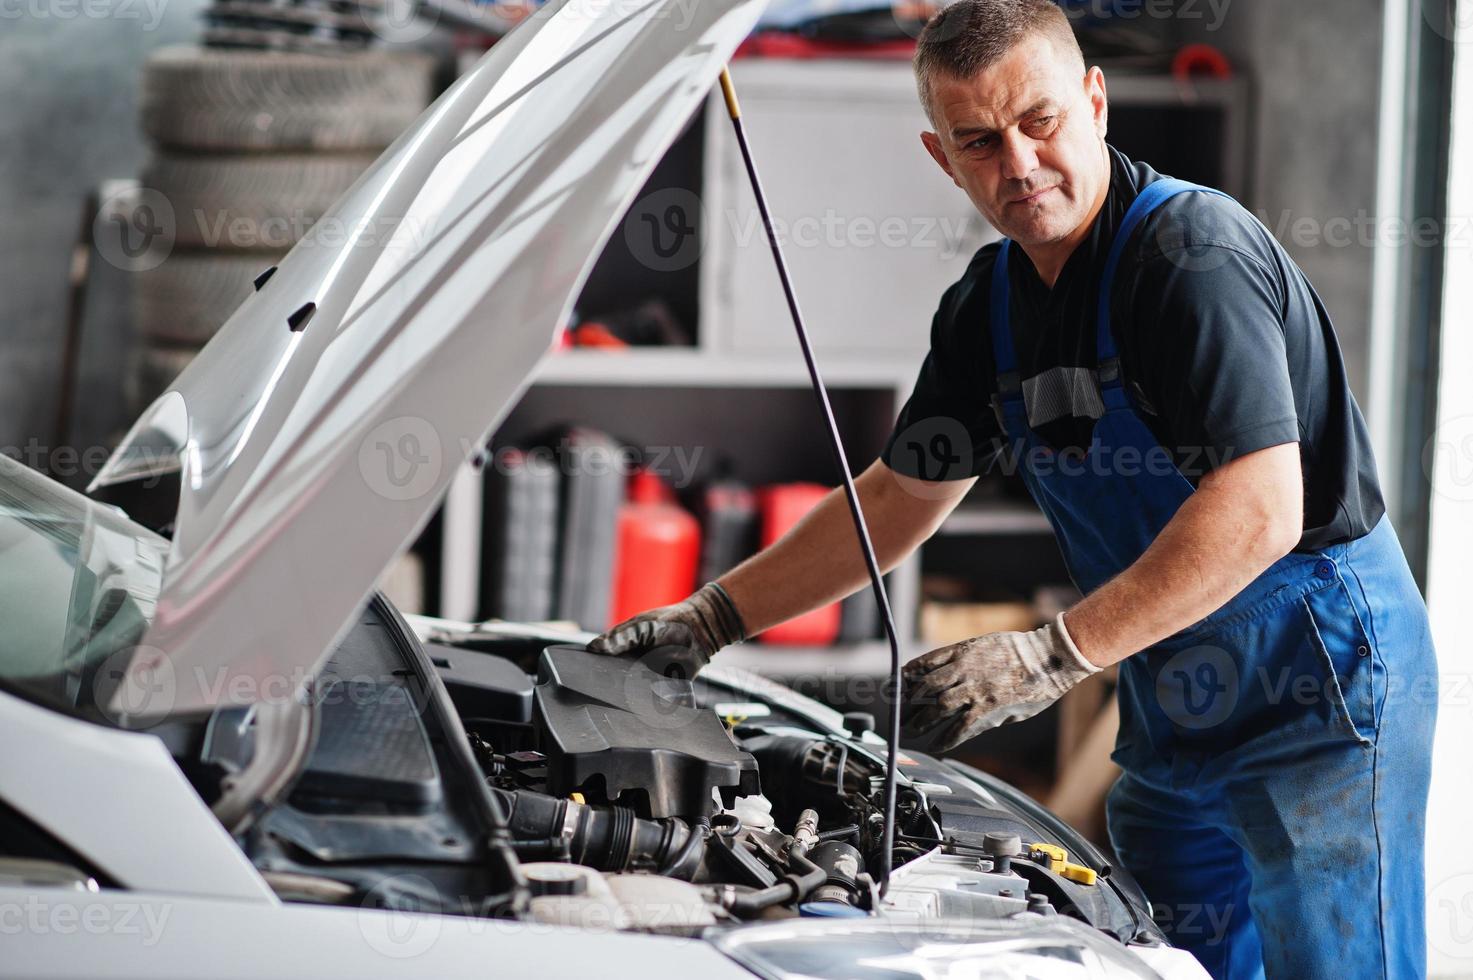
[130,44,435,412]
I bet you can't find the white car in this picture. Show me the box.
[0,0,1208,975]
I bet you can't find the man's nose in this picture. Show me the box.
[997,131,1039,182]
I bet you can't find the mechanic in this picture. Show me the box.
[589,1,1436,976]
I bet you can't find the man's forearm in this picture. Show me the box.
[717,461,972,638]
[1064,443,1304,666]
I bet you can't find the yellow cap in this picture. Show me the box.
[570,792,585,804]
[1060,863,1098,886]
[1026,842,1068,872]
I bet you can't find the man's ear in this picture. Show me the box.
[1085,65,1108,138]
[920,131,960,187]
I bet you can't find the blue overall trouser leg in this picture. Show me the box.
[986,178,1437,979]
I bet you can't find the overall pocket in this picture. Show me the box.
[1124,577,1376,773]
[1301,580,1378,744]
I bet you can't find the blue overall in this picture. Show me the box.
[987,178,1437,979]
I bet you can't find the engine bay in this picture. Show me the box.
[198,595,1160,945]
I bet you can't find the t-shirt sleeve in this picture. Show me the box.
[1126,240,1302,475]
[882,283,1003,481]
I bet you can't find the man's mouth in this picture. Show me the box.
[1009,185,1058,205]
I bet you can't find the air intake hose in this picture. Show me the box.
[489,787,704,879]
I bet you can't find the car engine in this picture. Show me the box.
[226,598,1159,947]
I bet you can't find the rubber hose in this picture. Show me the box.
[488,787,703,879]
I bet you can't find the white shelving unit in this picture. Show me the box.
[433,59,1251,679]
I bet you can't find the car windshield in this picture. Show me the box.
[0,454,168,722]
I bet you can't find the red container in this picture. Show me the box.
[609,470,702,627]
[758,483,841,646]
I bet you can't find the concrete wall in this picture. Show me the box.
[1180,0,1384,398]
[0,1,205,472]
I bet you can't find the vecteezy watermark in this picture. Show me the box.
[358,875,444,959]
[885,417,978,498]
[361,0,436,43]
[0,896,171,945]
[93,649,455,725]
[358,416,444,503]
[1155,645,1240,730]
[93,645,178,727]
[0,0,168,30]
[720,207,983,264]
[1151,901,1236,946]
[485,441,704,488]
[624,187,706,273]
[1060,0,1233,31]
[187,209,439,253]
[1254,208,1473,252]
[621,189,986,273]
[884,418,1245,491]
[1423,415,1473,503]
[1430,872,1473,959]
[1418,0,1473,44]
[898,0,1232,43]
[0,439,173,485]
[366,0,708,43]
[93,186,174,273]
[356,421,707,503]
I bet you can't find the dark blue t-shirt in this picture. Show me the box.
[883,145,1382,551]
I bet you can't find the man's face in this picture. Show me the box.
[920,34,1109,246]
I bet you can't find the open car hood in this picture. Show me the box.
[90,0,765,719]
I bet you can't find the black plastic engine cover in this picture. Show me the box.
[533,644,760,818]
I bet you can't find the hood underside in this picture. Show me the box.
[92,0,766,719]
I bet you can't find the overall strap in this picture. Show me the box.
[1095,177,1232,370]
[989,239,1019,383]
[986,238,1025,433]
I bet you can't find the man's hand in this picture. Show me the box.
[901,613,1100,751]
[587,581,746,678]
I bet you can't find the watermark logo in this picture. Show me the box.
[1155,644,1238,730]
[1430,873,1473,959]
[1424,415,1473,503]
[890,0,942,41]
[93,186,174,273]
[1152,900,1236,946]
[0,896,171,945]
[886,416,975,495]
[93,645,177,727]
[1062,0,1233,31]
[905,0,1233,44]
[363,0,438,42]
[625,188,705,273]
[1418,0,1473,44]
[1153,201,1234,273]
[618,645,717,733]
[358,416,443,501]
[358,875,442,959]
[0,0,169,30]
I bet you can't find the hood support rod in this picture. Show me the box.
[717,68,903,896]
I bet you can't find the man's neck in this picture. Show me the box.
[1017,146,1113,289]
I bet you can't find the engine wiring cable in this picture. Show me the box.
[717,68,904,896]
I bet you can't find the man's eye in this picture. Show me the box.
[966,136,994,151]
[1026,115,1058,134]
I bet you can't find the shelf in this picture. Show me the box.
[532,348,913,389]
[938,503,1054,536]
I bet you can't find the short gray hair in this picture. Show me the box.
[914,0,1086,125]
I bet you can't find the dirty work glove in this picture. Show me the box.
[587,582,746,679]
[901,613,1099,751]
